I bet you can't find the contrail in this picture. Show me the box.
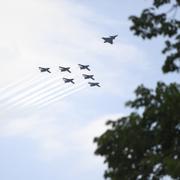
[0,74,48,103]
[3,75,63,107]
[37,84,87,109]
[7,84,87,116]
[8,81,66,109]
[0,73,37,93]
[4,74,80,109]
[22,81,86,108]
[7,82,87,115]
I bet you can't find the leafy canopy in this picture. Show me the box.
[94,82,180,179]
[129,0,180,73]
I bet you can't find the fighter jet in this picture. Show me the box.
[59,66,71,73]
[39,67,51,73]
[63,78,75,84]
[102,35,118,44]
[88,82,100,87]
[82,74,95,80]
[78,64,90,71]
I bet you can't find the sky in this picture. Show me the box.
[0,0,179,180]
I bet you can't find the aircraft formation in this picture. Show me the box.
[38,35,119,88]
[39,64,100,87]
[0,34,119,112]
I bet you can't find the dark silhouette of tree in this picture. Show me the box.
[94,82,180,179]
[129,0,180,73]
[94,1,180,179]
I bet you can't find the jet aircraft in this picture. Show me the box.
[78,64,90,71]
[88,82,100,87]
[102,35,118,44]
[82,74,95,80]
[59,66,71,73]
[63,78,75,84]
[39,67,51,73]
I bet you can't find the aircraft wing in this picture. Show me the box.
[102,37,107,41]
[109,39,113,44]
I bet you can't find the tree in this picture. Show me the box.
[94,0,180,179]
[94,82,180,179]
[129,0,180,73]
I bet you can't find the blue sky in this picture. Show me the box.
[0,0,178,180]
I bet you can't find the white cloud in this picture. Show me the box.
[0,111,123,161]
[0,0,149,168]
[0,0,147,87]
[0,117,38,137]
[0,1,177,180]
[70,113,124,154]
[0,2,156,180]
[0,0,146,156]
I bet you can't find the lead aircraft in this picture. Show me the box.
[102,35,118,44]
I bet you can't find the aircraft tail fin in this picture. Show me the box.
[71,79,75,84]
[47,69,51,73]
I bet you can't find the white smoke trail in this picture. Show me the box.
[0,74,48,102]
[37,84,87,109]
[3,75,63,106]
[4,82,87,115]
[0,73,37,93]
[23,81,86,108]
[4,74,80,109]
[8,82,66,109]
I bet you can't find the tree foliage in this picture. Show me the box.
[129,0,180,73]
[94,82,180,179]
